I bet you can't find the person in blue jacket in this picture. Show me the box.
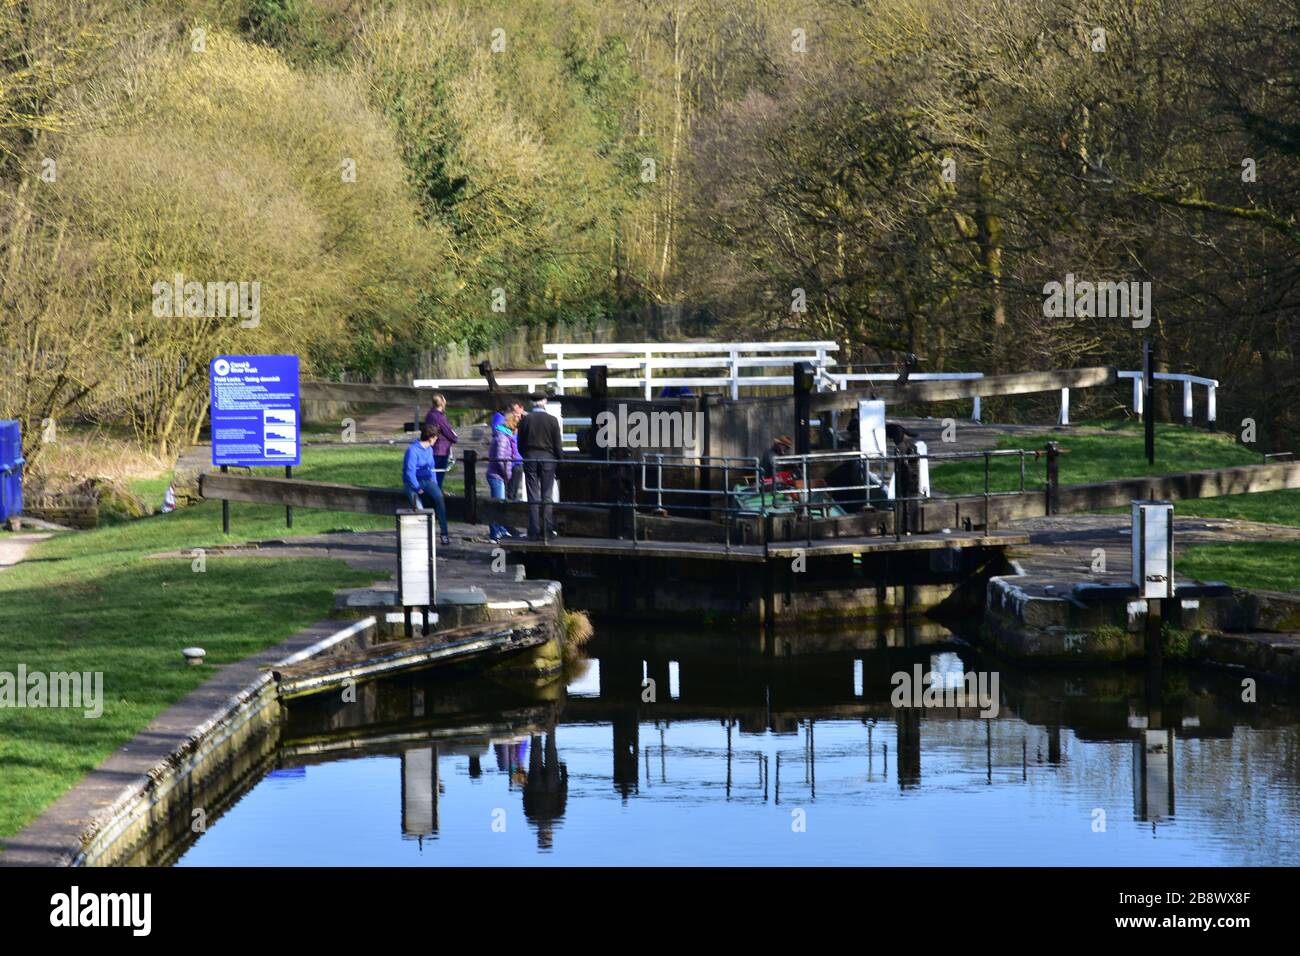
[403,424,450,545]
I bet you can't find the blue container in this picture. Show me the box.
[0,420,23,524]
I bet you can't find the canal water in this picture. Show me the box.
[172,625,1300,866]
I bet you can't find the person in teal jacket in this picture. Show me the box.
[403,424,450,545]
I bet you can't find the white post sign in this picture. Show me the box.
[1131,500,1173,598]
[397,510,437,607]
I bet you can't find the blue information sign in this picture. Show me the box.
[210,355,301,466]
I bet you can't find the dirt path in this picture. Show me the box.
[0,533,50,571]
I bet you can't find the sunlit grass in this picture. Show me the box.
[0,554,379,840]
[0,443,416,844]
[928,422,1298,526]
[1180,542,1300,593]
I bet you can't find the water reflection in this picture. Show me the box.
[171,625,1300,866]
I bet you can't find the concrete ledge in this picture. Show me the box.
[983,575,1300,679]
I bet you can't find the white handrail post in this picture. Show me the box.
[644,350,653,400]
[1058,387,1070,426]
[554,349,565,396]
[1182,379,1193,424]
[1207,384,1217,426]
[972,394,982,423]
[1133,375,1143,417]
[729,349,739,400]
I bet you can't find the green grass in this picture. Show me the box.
[0,441,470,840]
[0,445,413,842]
[1179,542,1300,593]
[929,422,1299,526]
[252,442,464,496]
[0,554,379,839]
[126,472,174,511]
[1169,491,1300,527]
[121,442,465,514]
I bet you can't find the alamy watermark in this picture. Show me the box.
[0,666,103,718]
[152,273,260,328]
[594,403,703,450]
[50,887,151,936]
[1042,273,1151,328]
[890,663,999,718]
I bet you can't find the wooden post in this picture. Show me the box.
[588,364,609,453]
[1146,597,1163,669]
[589,365,620,536]
[1143,338,1155,465]
[1045,442,1060,516]
[463,449,478,524]
[793,361,813,456]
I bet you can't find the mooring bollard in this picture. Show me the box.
[463,449,478,524]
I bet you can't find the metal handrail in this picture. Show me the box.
[486,444,1040,548]
[770,446,1038,542]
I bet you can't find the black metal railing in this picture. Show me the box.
[477,443,1054,549]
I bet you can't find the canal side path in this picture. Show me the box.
[0,522,560,866]
[0,532,50,571]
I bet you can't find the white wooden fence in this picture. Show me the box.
[413,341,1219,428]
[544,341,839,399]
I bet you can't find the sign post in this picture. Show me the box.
[396,510,437,637]
[1132,499,1174,670]
[209,355,302,532]
[1143,338,1155,465]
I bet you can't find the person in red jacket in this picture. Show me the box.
[422,392,458,487]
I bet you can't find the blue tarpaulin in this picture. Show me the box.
[0,420,23,524]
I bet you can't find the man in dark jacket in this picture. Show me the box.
[517,396,564,539]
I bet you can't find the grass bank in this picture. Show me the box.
[0,447,412,841]
[122,442,466,513]
[0,439,482,842]
[1179,542,1300,594]
[929,422,1299,527]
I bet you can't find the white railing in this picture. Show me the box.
[411,375,552,391]
[412,346,1219,430]
[1117,371,1218,425]
[819,369,1217,426]
[544,341,839,399]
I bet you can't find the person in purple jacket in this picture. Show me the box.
[423,392,458,487]
[491,398,526,502]
[486,408,521,542]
